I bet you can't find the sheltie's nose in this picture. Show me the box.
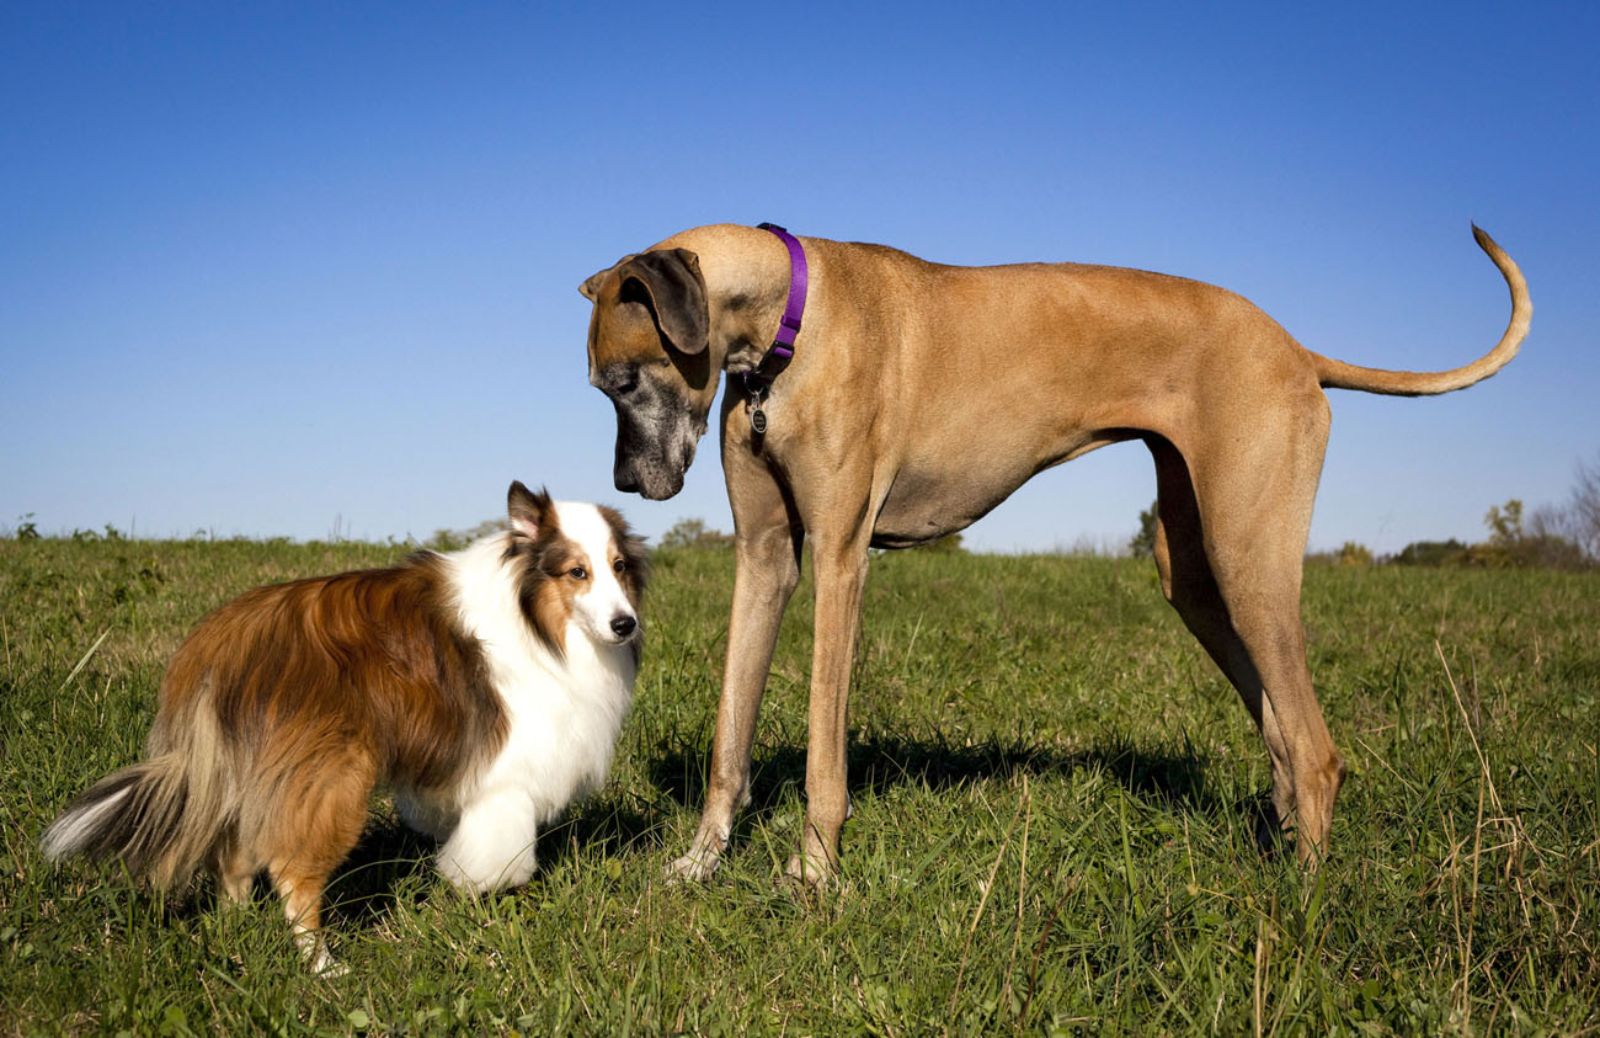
[610,614,637,639]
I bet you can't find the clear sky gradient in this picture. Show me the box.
[4,3,1597,552]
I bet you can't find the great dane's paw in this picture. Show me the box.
[662,849,721,884]
[781,851,837,891]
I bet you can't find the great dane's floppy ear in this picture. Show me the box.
[618,248,710,355]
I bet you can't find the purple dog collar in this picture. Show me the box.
[760,222,808,359]
[743,223,808,434]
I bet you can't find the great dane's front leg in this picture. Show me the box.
[666,446,802,882]
[787,528,870,887]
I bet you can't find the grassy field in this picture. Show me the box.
[1,535,1597,1035]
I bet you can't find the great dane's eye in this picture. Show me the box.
[568,566,588,580]
[612,373,639,397]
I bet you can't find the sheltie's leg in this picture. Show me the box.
[435,787,538,893]
[263,752,374,974]
[269,868,340,974]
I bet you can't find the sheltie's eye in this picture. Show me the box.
[612,558,626,575]
[568,566,588,580]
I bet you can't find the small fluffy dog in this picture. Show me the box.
[43,482,645,972]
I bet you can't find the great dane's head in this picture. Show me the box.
[580,248,715,500]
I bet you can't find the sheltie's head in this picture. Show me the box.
[504,481,648,656]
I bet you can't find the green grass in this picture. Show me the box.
[2,537,1597,1035]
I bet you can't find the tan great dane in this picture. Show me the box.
[578,224,1530,884]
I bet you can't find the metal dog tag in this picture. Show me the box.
[751,402,768,435]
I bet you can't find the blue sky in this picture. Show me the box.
[3,3,1596,552]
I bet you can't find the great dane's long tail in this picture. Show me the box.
[1310,225,1531,397]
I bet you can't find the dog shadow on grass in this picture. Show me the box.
[162,735,1239,931]
[314,797,665,930]
[333,732,1236,923]
[150,796,666,934]
[648,732,1266,847]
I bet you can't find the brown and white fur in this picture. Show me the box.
[42,482,646,973]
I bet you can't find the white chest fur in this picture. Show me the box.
[479,617,635,822]
[421,532,636,892]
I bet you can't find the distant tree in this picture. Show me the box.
[1386,478,1595,571]
[1574,452,1600,559]
[1503,528,1590,570]
[425,518,506,552]
[1391,539,1469,566]
[1128,501,1158,558]
[1337,541,1373,566]
[1463,497,1588,569]
[1484,498,1525,547]
[1531,451,1600,562]
[658,518,733,550]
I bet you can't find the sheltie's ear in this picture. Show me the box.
[508,481,553,542]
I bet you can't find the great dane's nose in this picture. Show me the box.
[610,614,637,639]
[614,467,639,494]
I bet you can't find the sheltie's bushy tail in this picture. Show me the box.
[41,705,234,890]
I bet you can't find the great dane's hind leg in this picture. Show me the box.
[1149,437,1295,839]
[666,442,803,883]
[1154,400,1346,865]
